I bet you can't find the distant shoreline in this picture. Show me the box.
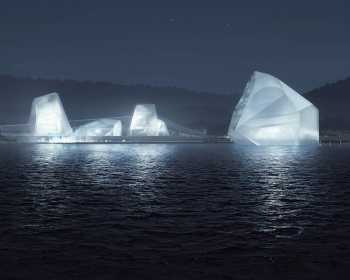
[1,133,349,144]
[320,130,350,144]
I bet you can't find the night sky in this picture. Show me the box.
[1,0,349,94]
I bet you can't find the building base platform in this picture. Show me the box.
[0,135,232,144]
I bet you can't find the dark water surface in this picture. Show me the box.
[0,144,350,279]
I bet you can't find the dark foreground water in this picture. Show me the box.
[0,144,350,279]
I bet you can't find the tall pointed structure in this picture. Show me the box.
[228,71,319,145]
[28,92,73,136]
[129,104,169,136]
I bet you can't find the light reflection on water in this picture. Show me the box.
[1,143,350,278]
[231,146,321,237]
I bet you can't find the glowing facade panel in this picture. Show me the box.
[73,119,122,137]
[157,119,169,136]
[129,104,169,136]
[110,121,122,136]
[228,71,319,145]
[29,92,72,136]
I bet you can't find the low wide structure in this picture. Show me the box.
[228,71,319,145]
[0,92,221,143]
[73,119,122,138]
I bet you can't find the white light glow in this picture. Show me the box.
[130,104,169,136]
[74,119,123,138]
[35,103,61,135]
[228,71,319,145]
[111,121,122,136]
[29,92,73,136]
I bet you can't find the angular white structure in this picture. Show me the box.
[28,92,73,136]
[129,104,169,136]
[228,71,319,145]
[109,121,123,137]
[73,119,122,137]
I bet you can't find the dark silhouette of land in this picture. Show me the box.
[305,77,350,130]
[0,74,349,135]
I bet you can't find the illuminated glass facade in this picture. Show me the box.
[73,119,122,137]
[129,104,169,136]
[228,71,319,145]
[28,92,73,136]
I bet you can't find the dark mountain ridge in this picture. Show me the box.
[305,77,350,130]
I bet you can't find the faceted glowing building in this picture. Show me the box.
[228,71,319,145]
[73,119,122,137]
[129,104,169,136]
[28,92,73,136]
